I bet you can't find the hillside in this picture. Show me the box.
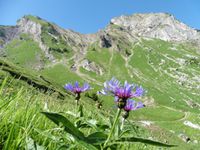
[0,13,200,149]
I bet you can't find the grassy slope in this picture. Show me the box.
[4,34,45,68]
[0,59,69,98]
[0,23,200,149]
[1,76,198,150]
[41,64,83,86]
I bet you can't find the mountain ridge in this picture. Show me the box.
[1,13,200,51]
[109,13,200,41]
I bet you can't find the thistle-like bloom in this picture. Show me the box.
[102,77,145,109]
[122,99,144,119]
[101,77,120,95]
[64,81,90,102]
[103,78,144,99]
[64,81,90,94]
[124,99,144,112]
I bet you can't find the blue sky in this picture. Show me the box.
[0,0,200,33]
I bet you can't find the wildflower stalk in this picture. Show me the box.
[121,111,129,130]
[103,108,122,148]
[75,100,79,106]
[75,93,80,106]
[121,117,125,130]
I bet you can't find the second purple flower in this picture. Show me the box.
[64,81,90,102]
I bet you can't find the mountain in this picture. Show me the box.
[110,13,200,42]
[0,13,200,149]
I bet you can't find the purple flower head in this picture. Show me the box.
[103,78,144,100]
[103,77,120,94]
[102,77,145,109]
[64,81,90,94]
[131,86,145,97]
[114,81,134,100]
[124,99,144,112]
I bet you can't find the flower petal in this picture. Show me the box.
[124,99,144,111]
[131,86,144,97]
[64,83,73,92]
[124,99,135,111]
[74,81,79,88]
[81,82,90,91]
[98,89,107,95]
[135,101,144,109]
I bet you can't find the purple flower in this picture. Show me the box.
[122,99,144,119]
[64,81,90,94]
[102,77,145,109]
[103,78,145,100]
[114,81,134,100]
[102,77,120,95]
[124,99,144,112]
[131,86,145,97]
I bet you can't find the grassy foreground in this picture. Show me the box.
[0,77,199,150]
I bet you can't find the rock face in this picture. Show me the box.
[110,13,200,42]
[0,26,20,57]
[17,17,56,61]
[17,17,42,41]
[99,33,112,48]
[0,26,19,46]
[81,59,104,75]
[178,133,191,143]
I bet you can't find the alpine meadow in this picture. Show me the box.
[0,13,200,150]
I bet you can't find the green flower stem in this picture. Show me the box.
[103,108,122,148]
[121,117,125,130]
[75,100,79,106]
[75,93,80,106]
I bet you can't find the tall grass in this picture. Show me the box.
[0,78,106,149]
[0,77,153,149]
[0,78,58,149]
[3,76,194,150]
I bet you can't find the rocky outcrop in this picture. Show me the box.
[109,13,200,42]
[0,26,20,57]
[99,33,112,48]
[178,133,190,143]
[17,17,42,41]
[17,17,56,62]
[0,26,20,47]
[81,59,104,75]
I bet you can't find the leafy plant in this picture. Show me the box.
[42,109,176,149]
[42,78,176,149]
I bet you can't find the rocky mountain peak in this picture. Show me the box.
[17,15,46,25]
[109,13,200,42]
[110,13,172,26]
[13,13,200,45]
[17,15,46,39]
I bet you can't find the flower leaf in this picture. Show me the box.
[42,112,85,139]
[42,112,98,150]
[86,132,107,145]
[115,136,177,147]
